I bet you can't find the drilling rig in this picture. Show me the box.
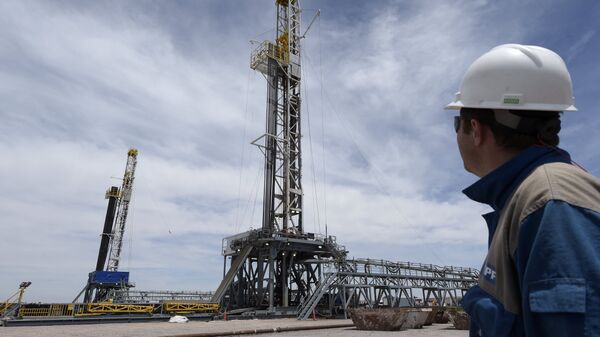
[75,148,138,303]
[211,0,347,314]
[9,3,478,322]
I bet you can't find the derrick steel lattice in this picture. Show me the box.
[76,148,138,304]
[107,148,138,271]
[251,0,303,234]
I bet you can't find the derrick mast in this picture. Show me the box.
[76,148,138,303]
[107,148,138,271]
[252,0,304,234]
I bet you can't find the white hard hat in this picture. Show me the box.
[446,44,577,112]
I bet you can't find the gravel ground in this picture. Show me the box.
[0,318,468,337]
[253,324,468,337]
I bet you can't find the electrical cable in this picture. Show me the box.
[301,52,322,235]
[317,16,329,233]
[249,162,265,229]
[234,62,254,233]
[239,159,263,230]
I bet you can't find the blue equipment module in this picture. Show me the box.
[88,271,129,285]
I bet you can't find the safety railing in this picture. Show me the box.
[250,41,289,73]
[18,304,79,317]
[162,301,219,314]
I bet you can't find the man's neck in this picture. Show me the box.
[475,147,521,178]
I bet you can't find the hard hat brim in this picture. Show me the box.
[444,100,577,112]
[444,101,463,110]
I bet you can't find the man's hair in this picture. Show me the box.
[460,108,561,149]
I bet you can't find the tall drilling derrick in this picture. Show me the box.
[212,0,346,313]
[76,148,138,303]
[258,0,303,235]
[107,148,138,271]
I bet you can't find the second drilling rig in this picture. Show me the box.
[75,148,139,303]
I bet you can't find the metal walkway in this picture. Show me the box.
[110,289,214,304]
[297,258,478,319]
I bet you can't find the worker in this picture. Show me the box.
[446,44,600,336]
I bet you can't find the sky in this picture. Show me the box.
[1,0,599,303]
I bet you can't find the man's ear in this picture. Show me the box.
[470,119,485,146]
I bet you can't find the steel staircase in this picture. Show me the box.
[297,271,338,320]
[211,245,253,304]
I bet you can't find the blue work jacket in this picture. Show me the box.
[461,146,600,337]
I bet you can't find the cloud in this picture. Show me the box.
[2,0,597,302]
[567,30,595,63]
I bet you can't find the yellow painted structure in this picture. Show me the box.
[162,301,219,314]
[18,304,82,317]
[86,303,154,314]
[14,301,218,318]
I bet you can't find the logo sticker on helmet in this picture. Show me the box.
[503,98,520,104]
[502,94,522,105]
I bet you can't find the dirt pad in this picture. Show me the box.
[0,318,468,337]
[253,323,469,337]
[0,319,343,337]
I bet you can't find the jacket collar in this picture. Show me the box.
[463,146,572,211]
